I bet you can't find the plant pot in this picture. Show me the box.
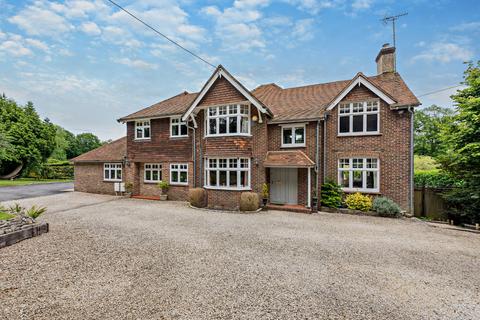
[262,198,268,207]
[160,194,168,201]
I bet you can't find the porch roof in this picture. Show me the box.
[264,151,315,168]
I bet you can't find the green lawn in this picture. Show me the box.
[0,212,15,220]
[0,178,72,187]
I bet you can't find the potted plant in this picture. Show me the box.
[124,182,133,197]
[261,183,269,207]
[157,180,170,200]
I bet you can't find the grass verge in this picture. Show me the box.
[0,178,72,187]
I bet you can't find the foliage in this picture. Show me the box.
[157,180,170,192]
[261,183,269,198]
[437,61,480,224]
[414,104,454,157]
[414,155,438,171]
[50,125,76,161]
[372,197,401,217]
[344,193,373,212]
[0,212,15,220]
[414,170,462,188]
[0,178,71,187]
[9,203,24,214]
[189,188,207,208]
[68,133,102,159]
[125,182,133,193]
[239,192,259,211]
[320,180,343,208]
[25,205,47,219]
[0,95,56,175]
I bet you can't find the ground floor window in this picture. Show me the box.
[338,158,379,192]
[205,158,250,190]
[104,163,122,181]
[144,163,162,182]
[170,163,188,185]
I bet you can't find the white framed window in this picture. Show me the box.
[144,163,162,183]
[104,163,122,181]
[281,124,306,147]
[204,158,250,190]
[338,100,379,135]
[206,104,250,136]
[135,120,151,140]
[170,117,188,137]
[338,158,379,192]
[170,163,188,185]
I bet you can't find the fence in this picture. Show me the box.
[414,187,449,220]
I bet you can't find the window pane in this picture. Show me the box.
[295,127,304,144]
[240,159,249,168]
[104,170,109,179]
[367,114,378,132]
[340,171,349,188]
[209,119,217,135]
[340,104,350,114]
[366,171,377,189]
[339,116,349,133]
[136,128,143,138]
[116,170,122,180]
[229,171,237,187]
[180,171,187,183]
[240,105,248,114]
[366,158,377,168]
[240,171,248,187]
[353,102,363,113]
[353,158,363,168]
[353,171,363,188]
[219,171,227,186]
[229,117,238,134]
[209,171,217,186]
[172,171,178,182]
[172,125,179,136]
[180,124,188,136]
[219,106,227,115]
[219,118,227,134]
[283,128,292,144]
[240,116,249,133]
[229,105,237,114]
[209,107,216,116]
[152,171,159,181]
[339,159,350,168]
[352,115,363,132]
[146,171,151,181]
[229,159,237,168]
[144,127,150,138]
[219,159,227,168]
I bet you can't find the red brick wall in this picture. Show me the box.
[74,162,123,195]
[324,84,411,210]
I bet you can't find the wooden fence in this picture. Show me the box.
[414,187,449,220]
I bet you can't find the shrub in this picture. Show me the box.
[261,183,269,199]
[25,205,47,219]
[189,188,207,208]
[320,180,343,208]
[125,182,133,193]
[345,193,372,212]
[414,170,462,188]
[372,197,401,217]
[157,180,169,193]
[414,155,438,171]
[239,192,259,211]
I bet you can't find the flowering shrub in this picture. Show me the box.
[344,193,372,212]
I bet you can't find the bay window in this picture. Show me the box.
[206,104,249,136]
[144,163,162,182]
[338,100,379,135]
[135,120,151,139]
[205,158,250,189]
[338,158,379,192]
[281,124,305,147]
[170,117,188,137]
[104,163,122,181]
[170,163,188,185]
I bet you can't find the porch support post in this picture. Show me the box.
[307,167,311,208]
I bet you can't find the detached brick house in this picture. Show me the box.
[73,45,420,211]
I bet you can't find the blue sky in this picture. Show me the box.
[0,0,479,140]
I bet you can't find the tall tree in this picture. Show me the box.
[68,132,102,159]
[414,105,454,156]
[50,125,76,161]
[439,61,480,223]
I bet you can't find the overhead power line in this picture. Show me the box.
[417,84,463,98]
[105,0,216,69]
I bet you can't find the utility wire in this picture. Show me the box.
[417,84,463,97]
[105,0,216,69]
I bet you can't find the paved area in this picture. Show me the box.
[0,182,73,201]
[1,192,479,320]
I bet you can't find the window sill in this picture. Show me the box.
[134,138,151,142]
[169,135,189,139]
[342,188,380,194]
[170,183,189,186]
[205,134,251,138]
[203,186,251,191]
[281,144,306,148]
[144,181,160,184]
[337,132,381,137]
[103,180,122,183]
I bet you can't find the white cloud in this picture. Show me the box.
[8,5,74,36]
[0,40,33,57]
[59,48,74,56]
[450,21,480,32]
[412,42,474,63]
[292,19,315,41]
[25,38,49,52]
[80,21,101,35]
[114,57,158,70]
[352,0,373,10]
[286,0,341,14]
[50,0,108,19]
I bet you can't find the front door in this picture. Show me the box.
[270,168,298,204]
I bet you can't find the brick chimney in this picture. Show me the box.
[375,43,396,74]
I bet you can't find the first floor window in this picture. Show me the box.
[170,163,188,185]
[144,163,162,182]
[104,163,122,181]
[206,104,250,136]
[205,158,250,189]
[135,120,151,139]
[281,124,305,147]
[170,117,188,137]
[338,100,379,135]
[338,158,379,192]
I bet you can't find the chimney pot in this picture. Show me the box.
[376,44,396,74]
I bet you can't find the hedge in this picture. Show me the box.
[414,169,462,188]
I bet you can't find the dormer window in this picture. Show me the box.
[206,104,250,136]
[135,120,151,140]
[338,100,379,135]
[170,117,188,137]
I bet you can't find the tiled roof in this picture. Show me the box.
[264,151,315,168]
[71,137,126,162]
[118,72,419,123]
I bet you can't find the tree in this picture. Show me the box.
[438,61,480,224]
[414,105,454,156]
[50,125,76,161]
[68,132,102,159]
[0,96,56,175]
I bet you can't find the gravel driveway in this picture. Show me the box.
[1,192,479,320]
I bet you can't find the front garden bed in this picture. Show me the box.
[320,206,379,217]
[0,216,49,248]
